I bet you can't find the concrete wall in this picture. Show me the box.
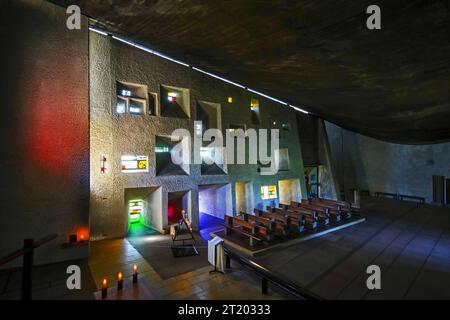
[325,121,450,203]
[278,179,301,205]
[89,30,308,238]
[0,0,90,267]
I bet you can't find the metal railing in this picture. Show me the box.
[223,247,322,300]
[375,191,425,205]
[0,233,58,300]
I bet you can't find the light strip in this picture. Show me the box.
[247,88,288,105]
[111,35,190,67]
[89,26,108,36]
[89,26,309,114]
[191,67,246,89]
[290,105,309,114]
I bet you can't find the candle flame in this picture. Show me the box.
[133,264,138,273]
[118,272,122,281]
[102,278,107,287]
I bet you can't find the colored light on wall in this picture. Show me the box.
[121,155,148,172]
[167,92,178,102]
[167,204,176,221]
[129,106,142,114]
[261,185,277,200]
[155,146,170,153]
[116,101,126,114]
[250,99,259,108]
[129,200,143,223]
[100,155,107,173]
[227,97,233,103]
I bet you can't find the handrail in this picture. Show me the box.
[223,247,323,300]
[0,233,57,300]
[0,233,58,266]
[375,191,425,205]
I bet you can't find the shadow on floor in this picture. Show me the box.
[0,258,96,300]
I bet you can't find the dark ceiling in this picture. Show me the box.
[52,0,450,144]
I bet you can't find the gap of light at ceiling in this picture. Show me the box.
[89,26,309,114]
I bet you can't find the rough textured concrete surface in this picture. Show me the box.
[0,0,89,267]
[53,0,450,143]
[326,121,450,203]
[89,31,309,239]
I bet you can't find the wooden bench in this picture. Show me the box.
[223,215,265,247]
[309,198,355,211]
[280,203,329,225]
[255,208,303,233]
[291,201,344,222]
[239,211,289,238]
[268,206,316,230]
[308,199,353,219]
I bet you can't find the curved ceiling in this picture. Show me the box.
[52,0,450,144]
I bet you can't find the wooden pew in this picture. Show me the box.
[223,215,266,247]
[239,211,289,238]
[307,199,352,219]
[267,206,316,230]
[310,198,350,210]
[255,208,303,233]
[312,197,358,212]
[291,201,342,222]
[282,204,330,225]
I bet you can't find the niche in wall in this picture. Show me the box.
[235,181,254,214]
[155,135,189,176]
[274,148,290,171]
[278,179,301,205]
[124,186,162,233]
[196,100,222,134]
[160,84,190,119]
[167,190,191,226]
[201,147,227,175]
[116,81,148,115]
[250,99,260,125]
[199,184,232,220]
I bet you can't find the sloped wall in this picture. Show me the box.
[0,0,89,267]
[326,121,450,203]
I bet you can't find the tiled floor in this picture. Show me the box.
[254,197,450,299]
[88,238,288,300]
[2,196,449,300]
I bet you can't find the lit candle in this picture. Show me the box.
[101,278,108,299]
[117,272,123,290]
[133,264,138,284]
[80,234,84,241]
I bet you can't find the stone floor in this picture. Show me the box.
[88,238,288,300]
[2,196,449,300]
[254,196,450,299]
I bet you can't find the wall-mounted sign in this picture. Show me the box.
[121,155,149,172]
[261,185,277,200]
